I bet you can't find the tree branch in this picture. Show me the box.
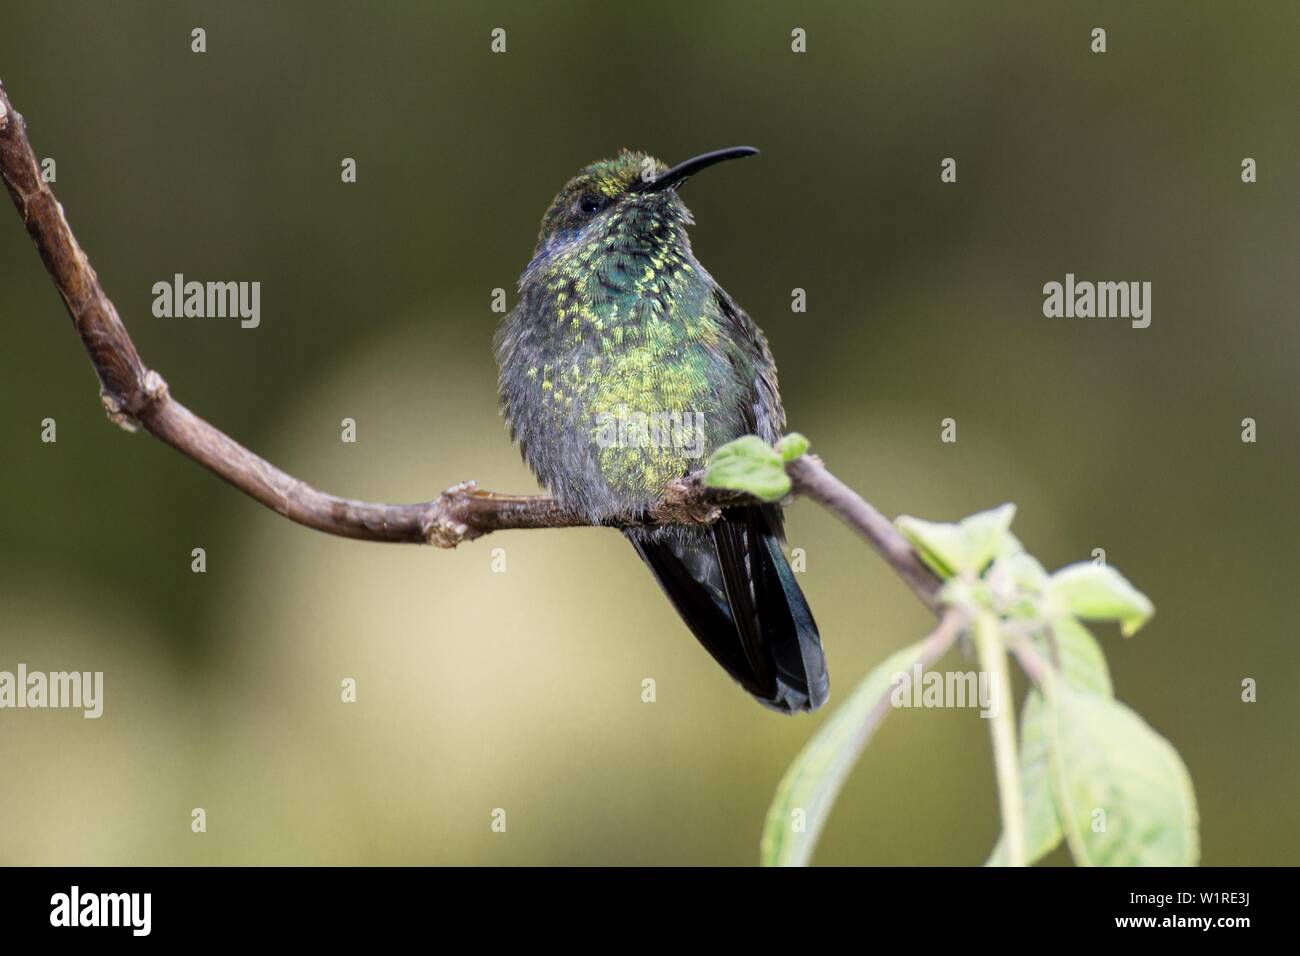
[0,81,942,608]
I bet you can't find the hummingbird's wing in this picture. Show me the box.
[708,285,786,447]
[625,287,827,712]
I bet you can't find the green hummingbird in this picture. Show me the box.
[495,147,828,712]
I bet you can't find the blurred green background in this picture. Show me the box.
[2,1,1297,865]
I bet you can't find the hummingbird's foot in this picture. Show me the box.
[655,473,726,525]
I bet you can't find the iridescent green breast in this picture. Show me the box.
[526,206,745,497]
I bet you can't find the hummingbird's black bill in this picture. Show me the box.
[631,146,759,193]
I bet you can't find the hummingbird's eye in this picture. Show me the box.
[578,194,603,215]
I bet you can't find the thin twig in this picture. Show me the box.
[974,609,1026,866]
[0,80,941,608]
[1007,635,1047,685]
[787,455,942,610]
[860,606,966,746]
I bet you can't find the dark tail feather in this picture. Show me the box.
[627,506,828,713]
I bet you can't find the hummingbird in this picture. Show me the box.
[494,147,828,713]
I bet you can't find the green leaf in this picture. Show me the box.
[761,639,937,866]
[1048,563,1155,637]
[986,550,1047,619]
[1051,616,1113,698]
[776,432,810,462]
[1000,550,1047,592]
[995,531,1028,562]
[896,517,966,578]
[896,503,1017,579]
[1046,688,1199,866]
[959,504,1018,567]
[986,691,1061,866]
[985,617,1111,865]
[703,436,790,501]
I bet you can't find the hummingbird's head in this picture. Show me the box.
[531,146,758,259]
